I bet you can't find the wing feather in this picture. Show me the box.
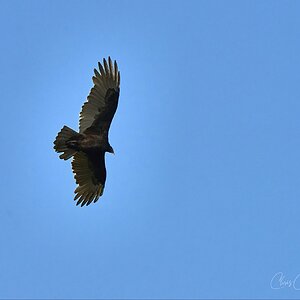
[98,61,105,76]
[103,58,109,75]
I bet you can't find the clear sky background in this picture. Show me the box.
[1,0,300,299]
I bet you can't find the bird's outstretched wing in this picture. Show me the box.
[71,151,106,206]
[79,57,120,134]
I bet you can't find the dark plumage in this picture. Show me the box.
[54,57,120,206]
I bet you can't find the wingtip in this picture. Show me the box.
[94,68,100,77]
[103,58,109,74]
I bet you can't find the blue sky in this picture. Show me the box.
[1,0,300,298]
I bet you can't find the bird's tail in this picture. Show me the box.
[54,126,80,160]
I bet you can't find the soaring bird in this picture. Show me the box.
[54,57,120,206]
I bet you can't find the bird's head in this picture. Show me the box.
[107,145,115,155]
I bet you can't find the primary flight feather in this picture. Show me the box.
[54,57,120,206]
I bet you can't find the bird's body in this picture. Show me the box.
[67,133,110,153]
[54,57,120,206]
